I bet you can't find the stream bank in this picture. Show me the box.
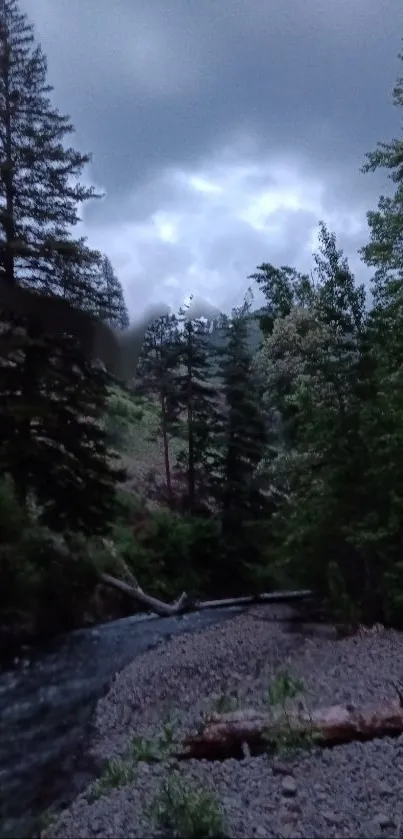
[0,604,247,839]
[48,610,403,839]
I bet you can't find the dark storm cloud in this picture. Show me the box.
[17,0,403,314]
[22,0,403,211]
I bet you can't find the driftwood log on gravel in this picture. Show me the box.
[99,571,313,618]
[177,699,403,760]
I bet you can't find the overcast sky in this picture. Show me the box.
[21,0,403,318]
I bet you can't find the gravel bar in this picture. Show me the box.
[47,606,403,839]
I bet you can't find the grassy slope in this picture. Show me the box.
[109,310,263,494]
[105,385,186,495]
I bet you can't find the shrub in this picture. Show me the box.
[110,499,220,599]
[151,774,227,839]
[87,757,137,802]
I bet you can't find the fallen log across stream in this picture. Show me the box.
[175,696,403,760]
[98,571,314,617]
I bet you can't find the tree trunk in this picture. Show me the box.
[193,591,313,610]
[98,572,190,616]
[13,320,45,508]
[177,699,403,760]
[99,571,313,617]
[160,391,174,506]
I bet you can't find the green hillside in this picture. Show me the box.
[103,385,186,494]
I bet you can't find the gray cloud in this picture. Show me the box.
[19,0,403,315]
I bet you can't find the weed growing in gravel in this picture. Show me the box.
[151,773,227,839]
[86,757,137,802]
[130,716,180,762]
[263,667,320,757]
[210,689,240,715]
[88,717,182,803]
[265,667,305,706]
[159,717,179,751]
[129,733,162,762]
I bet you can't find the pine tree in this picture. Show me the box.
[212,294,271,590]
[98,255,130,331]
[53,239,105,315]
[0,0,124,527]
[136,312,182,504]
[0,321,126,531]
[173,302,220,513]
[0,0,99,289]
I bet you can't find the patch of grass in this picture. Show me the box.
[263,667,320,757]
[87,718,180,804]
[107,385,188,492]
[86,756,137,802]
[151,773,227,839]
[129,733,162,762]
[210,690,240,715]
[264,667,305,707]
[159,717,179,752]
[130,715,180,762]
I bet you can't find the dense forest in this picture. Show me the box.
[1,0,403,647]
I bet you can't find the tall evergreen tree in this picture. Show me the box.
[54,239,105,315]
[0,0,124,525]
[212,294,271,590]
[173,301,220,513]
[136,312,181,504]
[0,326,126,532]
[98,255,130,331]
[0,0,99,290]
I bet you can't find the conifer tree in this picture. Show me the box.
[98,255,130,331]
[0,0,124,526]
[0,0,99,290]
[212,293,271,589]
[136,312,182,504]
[173,301,220,512]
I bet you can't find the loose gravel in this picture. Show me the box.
[48,606,403,839]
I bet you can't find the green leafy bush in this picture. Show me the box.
[110,499,220,599]
[103,386,144,450]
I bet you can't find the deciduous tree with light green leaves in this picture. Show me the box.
[254,226,370,615]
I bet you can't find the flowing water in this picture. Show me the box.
[0,605,247,838]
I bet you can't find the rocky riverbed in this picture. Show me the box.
[47,606,403,839]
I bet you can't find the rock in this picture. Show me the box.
[222,795,238,810]
[280,825,302,839]
[322,810,344,826]
[272,761,295,776]
[378,781,393,796]
[279,806,299,822]
[281,776,297,797]
[253,827,268,837]
[372,813,395,829]
[286,802,302,815]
